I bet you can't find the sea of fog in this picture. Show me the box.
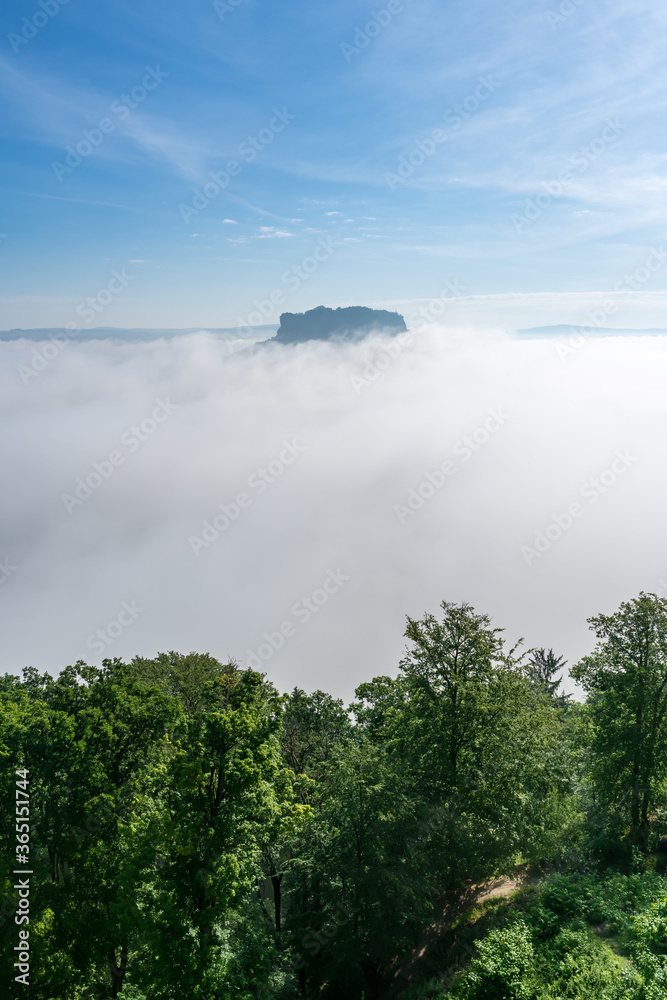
[1,324,666,699]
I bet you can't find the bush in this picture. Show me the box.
[632,894,667,951]
[535,923,628,998]
[462,919,534,999]
[433,872,667,1000]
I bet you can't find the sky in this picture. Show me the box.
[2,0,667,330]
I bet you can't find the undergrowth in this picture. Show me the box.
[406,869,667,999]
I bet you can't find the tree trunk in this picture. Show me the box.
[630,765,641,834]
[639,785,651,850]
[271,873,283,933]
[109,945,128,997]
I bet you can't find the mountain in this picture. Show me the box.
[273,305,407,344]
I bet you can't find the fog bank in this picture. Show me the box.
[1,324,666,699]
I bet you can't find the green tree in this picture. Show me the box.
[0,659,177,999]
[285,739,430,1000]
[132,659,302,1000]
[280,688,351,783]
[572,592,667,850]
[0,655,304,1000]
[131,649,233,716]
[529,648,571,705]
[396,601,574,883]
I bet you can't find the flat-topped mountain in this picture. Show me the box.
[274,305,407,344]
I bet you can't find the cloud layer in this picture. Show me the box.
[2,326,667,698]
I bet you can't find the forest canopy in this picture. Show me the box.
[3,593,667,999]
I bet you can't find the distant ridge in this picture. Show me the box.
[516,324,667,338]
[273,305,407,344]
[0,326,277,342]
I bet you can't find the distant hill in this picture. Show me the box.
[273,305,407,344]
[516,324,667,338]
[0,326,276,342]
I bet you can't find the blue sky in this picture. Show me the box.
[2,0,667,329]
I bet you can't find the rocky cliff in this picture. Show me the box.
[274,305,407,344]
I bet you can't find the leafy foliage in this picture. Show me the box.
[572,593,667,849]
[3,593,667,997]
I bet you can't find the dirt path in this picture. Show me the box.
[384,869,538,998]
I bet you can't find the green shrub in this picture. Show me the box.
[645,965,667,1000]
[535,923,627,998]
[632,894,667,951]
[462,919,534,999]
[424,872,667,1000]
